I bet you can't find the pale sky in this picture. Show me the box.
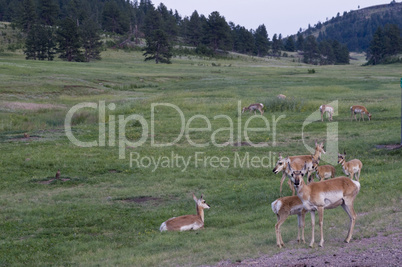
[152,0,397,37]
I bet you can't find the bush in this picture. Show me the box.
[263,96,306,112]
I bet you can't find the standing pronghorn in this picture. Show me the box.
[271,195,306,248]
[242,103,264,115]
[286,141,326,184]
[311,158,336,181]
[338,151,363,181]
[288,162,361,247]
[319,105,334,122]
[160,194,210,232]
[351,105,371,121]
[273,154,305,196]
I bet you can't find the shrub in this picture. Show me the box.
[263,96,306,112]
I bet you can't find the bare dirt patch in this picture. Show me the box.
[211,232,401,267]
[0,101,66,111]
[119,196,164,204]
[375,144,402,150]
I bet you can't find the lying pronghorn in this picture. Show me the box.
[288,161,360,247]
[160,194,210,232]
[312,158,336,181]
[319,105,334,122]
[277,94,286,100]
[338,151,363,181]
[242,103,264,115]
[351,105,371,121]
[286,141,326,184]
[271,195,306,248]
[273,154,305,196]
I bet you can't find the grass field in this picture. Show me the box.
[0,47,401,266]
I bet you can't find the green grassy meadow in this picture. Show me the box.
[0,48,401,266]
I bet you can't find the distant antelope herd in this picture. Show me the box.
[159,101,368,250]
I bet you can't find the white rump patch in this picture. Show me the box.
[352,180,361,190]
[271,200,282,214]
[160,222,167,232]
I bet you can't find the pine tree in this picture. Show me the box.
[272,34,282,56]
[18,0,37,33]
[24,23,55,60]
[254,24,269,57]
[296,34,304,51]
[318,40,335,64]
[203,11,232,52]
[186,10,202,46]
[80,18,102,62]
[39,0,58,26]
[142,7,172,63]
[367,26,385,65]
[303,35,320,64]
[284,36,295,52]
[56,18,83,62]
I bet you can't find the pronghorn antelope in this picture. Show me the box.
[273,154,305,196]
[160,194,210,232]
[350,105,371,121]
[319,105,334,122]
[288,162,361,247]
[277,94,286,100]
[338,151,363,181]
[286,141,326,184]
[242,103,264,115]
[312,158,336,181]
[271,195,306,248]
[272,153,297,196]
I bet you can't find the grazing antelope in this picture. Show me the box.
[319,105,334,122]
[273,154,305,196]
[288,162,360,247]
[338,151,363,181]
[242,103,264,115]
[287,141,326,184]
[351,105,371,121]
[160,194,210,232]
[271,195,306,248]
[312,158,336,181]
[277,94,286,100]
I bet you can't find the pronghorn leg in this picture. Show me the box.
[342,199,356,243]
[318,207,325,247]
[356,169,361,181]
[309,211,315,248]
[279,173,287,196]
[275,214,287,248]
[298,210,306,244]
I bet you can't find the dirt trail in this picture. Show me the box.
[211,232,401,266]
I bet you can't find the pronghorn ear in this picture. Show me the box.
[193,193,197,202]
[315,140,318,146]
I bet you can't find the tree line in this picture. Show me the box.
[302,1,402,52]
[366,24,402,65]
[1,0,353,65]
